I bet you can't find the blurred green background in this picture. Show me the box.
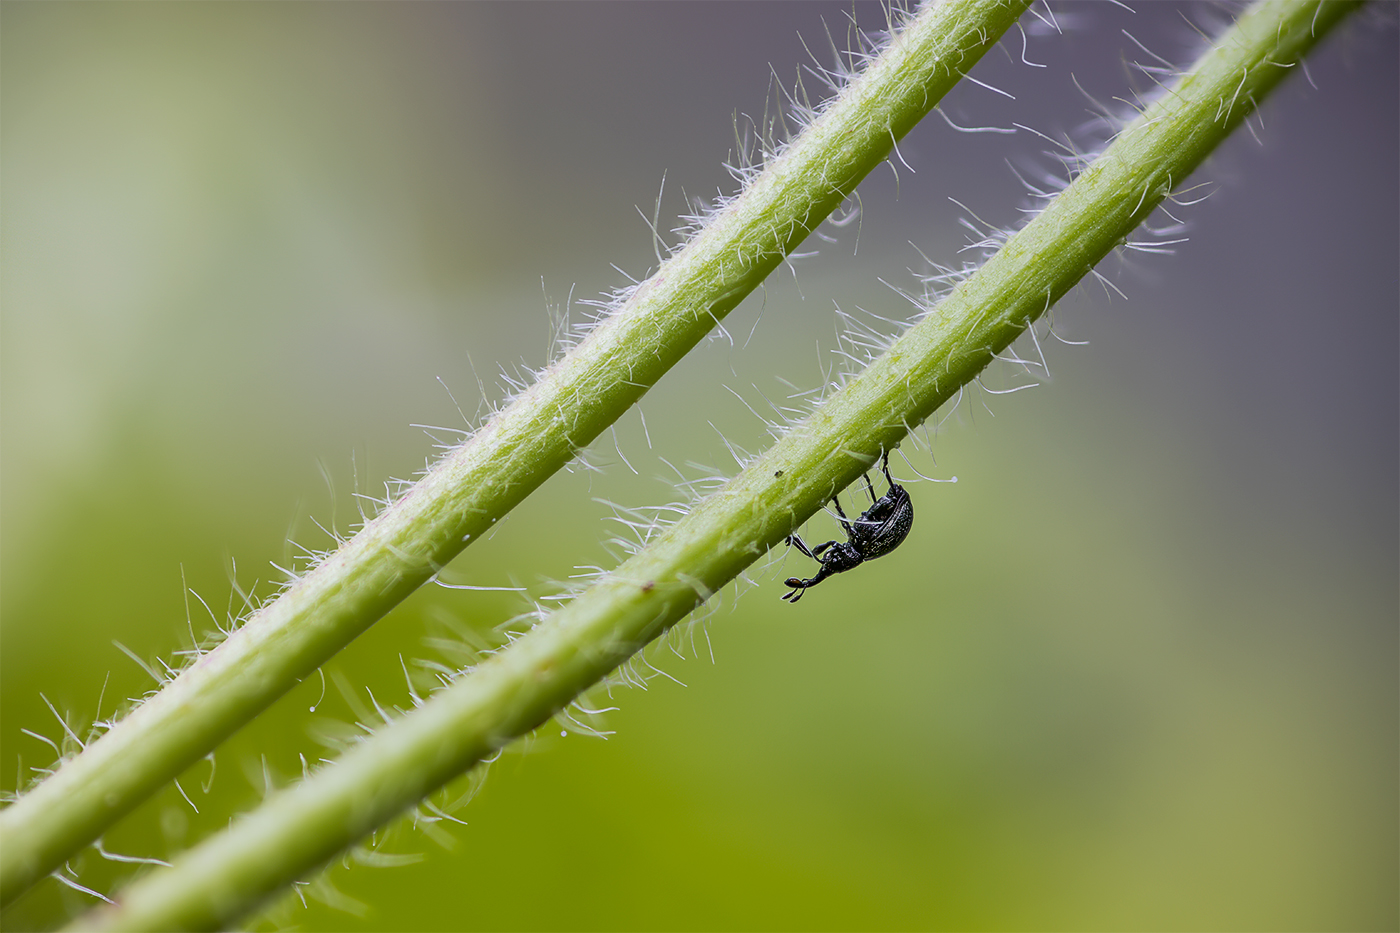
[2,3,1395,930]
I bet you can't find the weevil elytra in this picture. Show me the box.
[781,450,913,603]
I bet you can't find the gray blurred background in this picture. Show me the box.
[2,3,1395,930]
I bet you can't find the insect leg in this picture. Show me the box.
[785,534,816,560]
[830,493,855,537]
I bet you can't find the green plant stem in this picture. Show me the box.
[0,0,1032,907]
[65,1,1360,930]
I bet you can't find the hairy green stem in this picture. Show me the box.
[0,0,1031,906]
[66,1,1360,929]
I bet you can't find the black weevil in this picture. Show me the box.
[781,449,913,602]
